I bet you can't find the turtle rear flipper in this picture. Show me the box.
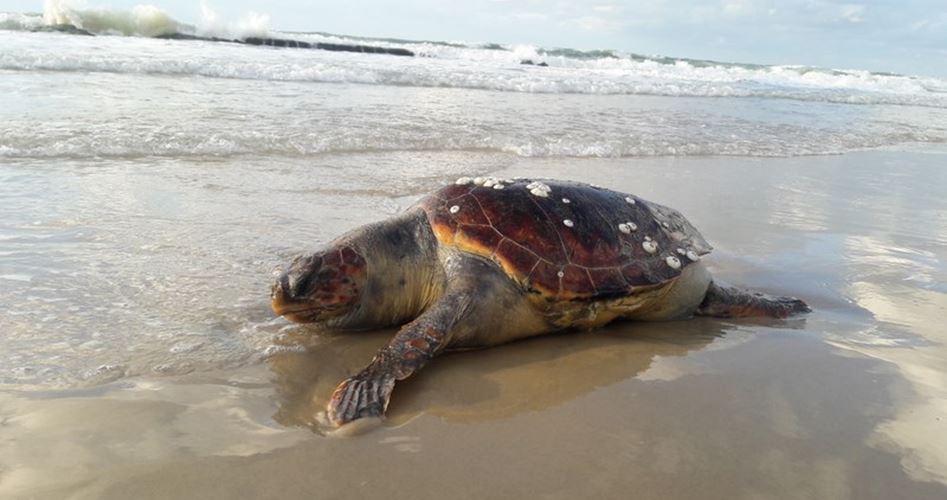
[696,282,810,319]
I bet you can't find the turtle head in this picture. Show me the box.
[271,245,367,324]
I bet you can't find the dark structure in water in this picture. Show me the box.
[31,24,95,36]
[243,36,414,56]
[32,24,415,57]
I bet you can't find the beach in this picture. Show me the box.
[2,150,946,499]
[1,20,947,500]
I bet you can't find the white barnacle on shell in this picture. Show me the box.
[677,248,686,255]
[627,221,638,231]
[557,270,565,278]
[686,250,700,261]
[644,235,652,241]
[483,179,496,188]
[449,205,460,214]
[455,177,472,185]
[665,255,682,269]
[642,240,658,253]
[618,223,631,234]
[473,177,485,185]
[527,181,551,193]
[530,188,549,198]
[625,196,636,205]
[563,219,574,227]
[562,198,571,204]
[493,183,505,190]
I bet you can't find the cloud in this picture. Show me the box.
[510,11,548,22]
[721,0,757,16]
[566,14,624,33]
[591,4,623,14]
[840,4,866,23]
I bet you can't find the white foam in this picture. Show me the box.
[199,0,271,39]
[0,1,273,40]
[0,273,33,282]
[42,0,189,37]
[0,12,44,31]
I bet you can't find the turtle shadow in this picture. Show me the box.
[265,316,760,431]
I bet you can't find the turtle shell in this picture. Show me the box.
[418,177,712,300]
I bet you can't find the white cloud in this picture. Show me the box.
[722,0,757,16]
[592,4,623,14]
[511,11,548,22]
[568,15,624,33]
[840,4,865,23]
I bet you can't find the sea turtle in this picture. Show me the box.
[271,178,810,426]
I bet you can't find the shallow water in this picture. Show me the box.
[2,149,946,499]
[3,30,947,161]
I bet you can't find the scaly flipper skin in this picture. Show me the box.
[696,282,810,319]
[327,286,475,426]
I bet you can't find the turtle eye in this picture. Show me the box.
[280,254,324,300]
[285,269,315,299]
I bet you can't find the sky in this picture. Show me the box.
[6,1,947,76]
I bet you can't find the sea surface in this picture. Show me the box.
[1,5,947,499]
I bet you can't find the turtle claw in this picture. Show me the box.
[327,373,395,427]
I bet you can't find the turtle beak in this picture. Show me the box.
[270,255,320,320]
[271,279,317,322]
[270,275,291,313]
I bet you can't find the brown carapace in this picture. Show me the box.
[271,177,810,429]
[422,178,711,301]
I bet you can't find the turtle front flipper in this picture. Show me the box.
[326,287,475,427]
[696,281,811,319]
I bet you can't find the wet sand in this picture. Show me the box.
[2,148,946,499]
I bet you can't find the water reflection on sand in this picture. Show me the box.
[268,319,731,430]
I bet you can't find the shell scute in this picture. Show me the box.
[559,265,593,298]
[620,263,650,287]
[437,184,474,201]
[495,239,540,279]
[448,194,491,226]
[482,187,568,263]
[527,259,562,294]
[454,223,504,256]
[586,267,629,297]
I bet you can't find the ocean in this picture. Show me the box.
[2,8,947,160]
[2,4,947,499]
